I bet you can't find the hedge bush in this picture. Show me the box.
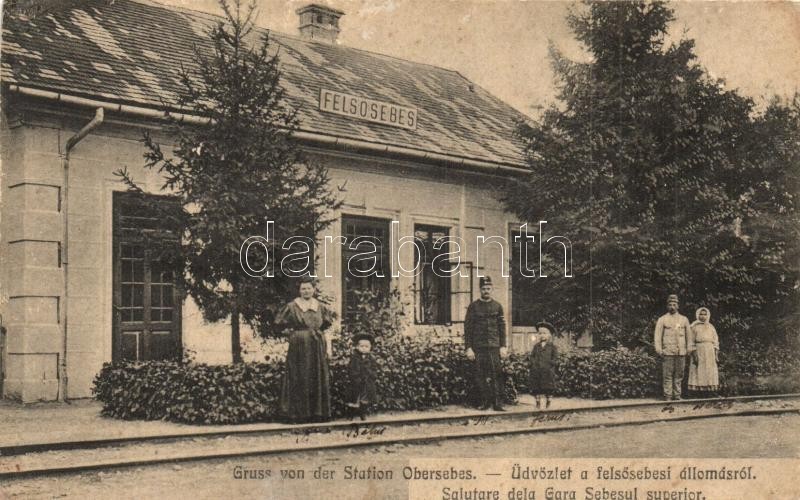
[718,336,800,396]
[93,361,284,423]
[93,338,800,424]
[93,336,520,424]
[557,348,660,399]
[331,334,462,417]
[503,347,660,399]
[92,342,663,424]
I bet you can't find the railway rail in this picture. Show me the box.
[1,394,797,479]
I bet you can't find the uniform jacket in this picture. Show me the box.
[464,298,506,350]
[654,312,691,356]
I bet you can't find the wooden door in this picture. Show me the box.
[112,192,182,362]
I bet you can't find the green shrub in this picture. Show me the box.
[502,351,530,402]
[505,346,659,399]
[332,287,517,414]
[554,347,659,399]
[554,350,593,397]
[93,291,798,423]
[344,288,408,342]
[719,335,800,377]
[330,334,467,416]
[93,361,284,423]
[89,343,666,424]
[94,288,522,424]
[93,336,521,424]
[718,335,800,396]
[93,336,800,424]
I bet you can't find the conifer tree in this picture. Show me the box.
[505,1,799,348]
[119,0,341,362]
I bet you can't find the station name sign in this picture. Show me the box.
[319,88,417,130]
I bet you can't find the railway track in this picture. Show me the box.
[1,394,797,479]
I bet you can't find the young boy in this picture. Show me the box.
[347,333,378,420]
[528,322,558,409]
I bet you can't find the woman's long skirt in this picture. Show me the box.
[280,329,330,421]
[688,343,719,391]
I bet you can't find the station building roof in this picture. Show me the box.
[2,0,529,170]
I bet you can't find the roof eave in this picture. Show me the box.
[6,84,529,176]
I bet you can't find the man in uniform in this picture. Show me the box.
[654,294,692,401]
[465,276,508,411]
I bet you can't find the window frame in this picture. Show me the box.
[412,224,453,326]
[509,226,539,327]
[340,214,392,323]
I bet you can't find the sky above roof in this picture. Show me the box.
[157,0,800,117]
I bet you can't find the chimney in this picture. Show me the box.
[296,4,344,44]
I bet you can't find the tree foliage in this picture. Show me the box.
[504,1,800,348]
[117,0,341,361]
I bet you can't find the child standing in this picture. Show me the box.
[529,322,558,409]
[347,333,378,420]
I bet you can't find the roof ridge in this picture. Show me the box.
[322,39,465,76]
[451,69,531,119]
[127,0,224,23]
[126,0,466,78]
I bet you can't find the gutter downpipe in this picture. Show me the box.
[58,107,104,402]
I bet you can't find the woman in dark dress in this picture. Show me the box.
[275,277,333,423]
[529,321,558,409]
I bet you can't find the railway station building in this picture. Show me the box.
[0,0,581,402]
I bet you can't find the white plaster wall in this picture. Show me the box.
[313,154,514,338]
[4,114,518,398]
